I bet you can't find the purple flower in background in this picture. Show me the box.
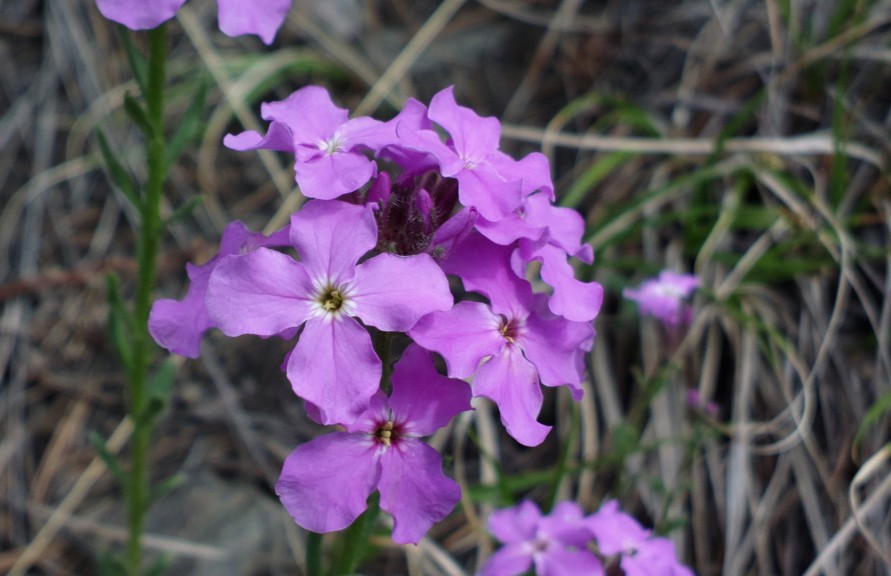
[206,200,452,425]
[481,500,604,576]
[624,271,700,326]
[411,232,592,447]
[276,344,470,544]
[224,86,390,199]
[95,0,292,44]
[148,221,290,358]
[587,500,695,576]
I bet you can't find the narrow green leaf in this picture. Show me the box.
[163,196,203,228]
[98,550,128,576]
[105,273,134,372]
[144,554,172,576]
[328,492,379,576]
[124,93,153,136]
[165,80,209,171]
[96,129,139,208]
[148,473,185,505]
[90,432,126,485]
[120,29,148,96]
[855,389,891,448]
[148,357,177,404]
[560,151,634,208]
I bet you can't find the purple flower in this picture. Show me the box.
[481,500,604,576]
[397,87,532,221]
[205,200,452,425]
[624,271,700,326]
[276,344,470,544]
[148,220,290,358]
[224,86,390,199]
[411,232,592,446]
[587,500,695,576]
[95,0,292,44]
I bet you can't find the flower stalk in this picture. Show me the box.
[124,24,168,576]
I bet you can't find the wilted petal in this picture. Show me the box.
[378,440,461,544]
[389,344,471,436]
[473,347,550,447]
[207,249,315,337]
[276,432,380,533]
[350,252,452,332]
[217,0,291,44]
[410,301,503,379]
[287,317,381,425]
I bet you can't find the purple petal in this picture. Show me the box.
[287,317,381,425]
[216,0,291,44]
[378,440,461,544]
[294,150,376,199]
[523,193,590,261]
[289,200,376,282]
[428,207,478,260]
[148,265,212,358]
[206,249,315,337]
[454,166,523,222]
[276,432,380,533]
[223,121,295,153]
[479,544,534,576]
[488,500,542,543]
[622,538,695,576]
[523,243,603,322]
[538,502,595,549]
[350,252,452,332]
[536,547,605,576]
[521,302,592,388]
[427,86,501,164]
[586,500,652,555]
[389,344,471,436]
[95,0,186,29]
[473,347,551,447]
[410,301,504,379]
[261,86,349,146]
[442,231,532,315]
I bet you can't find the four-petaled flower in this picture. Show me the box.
[587,500,695,576]
[624,271,700,326]
[224,86,391,200]
[481,500,604,576]
[411,232,593,447]
[276,344,471,544]
[149,220,290,358]
[206,200,452,425]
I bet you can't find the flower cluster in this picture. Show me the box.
[150,85,602,542]
[95,0,292,44]
[482,499,694,576]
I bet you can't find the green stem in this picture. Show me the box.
[328,494,380,576]
[126,24,167,576]
[306,532,323,576]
